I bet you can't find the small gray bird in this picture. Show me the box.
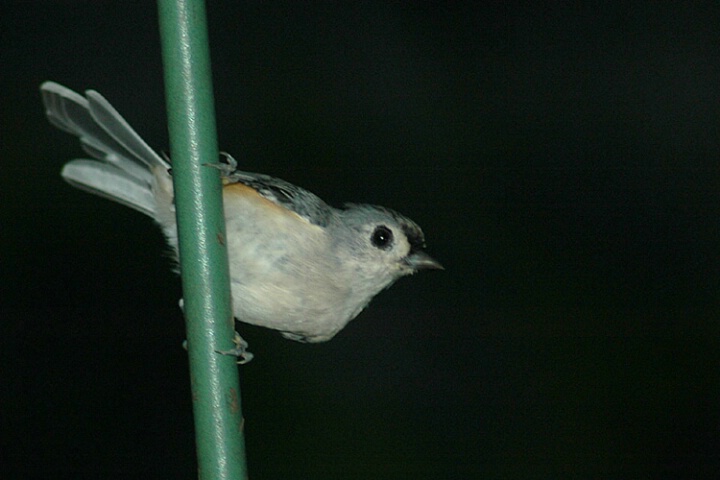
[41,82,442,361]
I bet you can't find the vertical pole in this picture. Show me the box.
[157,1,248,479]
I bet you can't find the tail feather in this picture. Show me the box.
[61,160,156,217]
[84,89,168,173]
[41,82,171,217]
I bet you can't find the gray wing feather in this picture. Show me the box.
[226,170,334,227]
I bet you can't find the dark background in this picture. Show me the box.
[2,1,720,478]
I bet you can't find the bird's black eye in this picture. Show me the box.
[371,225,393,249]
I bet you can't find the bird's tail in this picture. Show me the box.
[41,82,172,219]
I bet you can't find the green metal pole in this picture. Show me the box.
[157,1,248,479]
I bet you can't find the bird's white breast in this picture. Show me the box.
[222,184,354,341]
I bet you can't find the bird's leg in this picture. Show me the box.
[216,331,254,364]
[204,152,238,177]
[180,298,253,364]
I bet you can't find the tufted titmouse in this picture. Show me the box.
[41,82,442,361]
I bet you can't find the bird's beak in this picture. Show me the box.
[404,251,444,271]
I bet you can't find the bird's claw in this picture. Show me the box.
[216,331,254,364]
[204,152,238,177]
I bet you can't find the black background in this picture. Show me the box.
[2,2,720,478]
